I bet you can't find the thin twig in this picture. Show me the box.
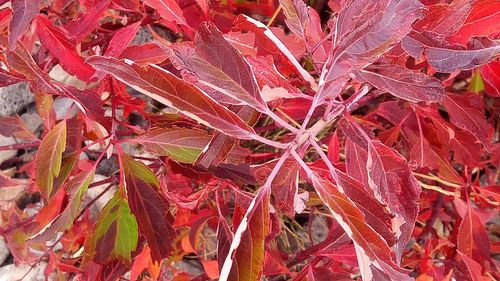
[413,173,461,189]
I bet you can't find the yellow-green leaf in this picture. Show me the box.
[35,120,67,199]
[133,127,211,163]
[122,154,176,262]
[86,191,139,264]
[468,70,485,93]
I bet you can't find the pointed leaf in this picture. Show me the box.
[413,0,472,36]
[132,127,211,163]
[280,0,309,40]
[8,0,40,49]
[143,0,187,26]
[87,192,139,264]
[318,0,423,102]
[234,15,317,89]
[105,21,141,58]
[443,93,493,147]
[30,169,95,243]
[448,0,500,45]
[340,116,420,259]
[354,64,445,102]
[480,59,500,97]
[253,157,299,216]
[224,191,270,281]
[87,56,257,140]
[458,202,491,266]
[5,40,65,96]
[121,154,176,262]
[402,32,500,72]
[65,0,111,42]
[35,16,95,81]
[35,120,67,200]
[169,22,268,113]
[308,172,410,281]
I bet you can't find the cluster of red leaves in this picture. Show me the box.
[0,0,499,280]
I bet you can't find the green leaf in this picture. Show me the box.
[29,169,95,243]
[121,154,176,262]
[35,120,67,200]
[133,127,211,163]
[468,70,485,93]
[86,191,139,264]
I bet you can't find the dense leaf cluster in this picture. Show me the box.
[0,0,498,280]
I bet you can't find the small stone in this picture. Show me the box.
[0,82,34,116]
[0,237,9,266]
[0,135,17,165]
[0,262,50,281]
[85,174,116,218]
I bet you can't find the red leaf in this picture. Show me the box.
[143,0,187,26]
[457,202,491,267]
[353,63,445,102]
[8,0,40,49]
[340,116,420,259]
[234,15,317,89]
[413,0,472,36]
[457,252,490,281]
[169,22,269,113]
[308,172,410,280]
[195,105,259,169]
[35,16,96,81]
[443,93,493,148]
[104,21,142,58]
[119,43,169,65]
[121,154,176,262]
[402,32,500,72]
[222,190,270,281]
[5,41,64,95]
[65,0,111,42]
[447,0,500,45]
[318,0,423,102]
[253,157,300,216]
[480,59,500,97]
[0,67,25,87]
[87,56,258,140]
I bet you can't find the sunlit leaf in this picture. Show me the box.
[121,154,176,262]
[35,120,67,200]
[86,191,139,264]
[8,0,40,49]
[132,127,211,163]
[87,56,257,140]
